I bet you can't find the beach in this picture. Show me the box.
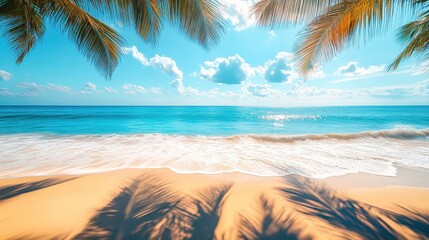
[0,167,428,239]
[0,106,428,239]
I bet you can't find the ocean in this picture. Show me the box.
[0,106,428,179]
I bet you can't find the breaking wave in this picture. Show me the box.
[0,127,428,179]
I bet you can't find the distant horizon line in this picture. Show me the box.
[0,104,428,108]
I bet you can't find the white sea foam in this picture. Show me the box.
[0,128,428,179]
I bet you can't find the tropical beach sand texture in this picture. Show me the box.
[0,167,428,240]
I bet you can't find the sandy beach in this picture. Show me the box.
[0,167,428,240]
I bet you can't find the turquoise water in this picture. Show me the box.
[0,106,428,179]
[0,106,428,135]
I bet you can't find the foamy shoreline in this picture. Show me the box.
[1,128,428,179]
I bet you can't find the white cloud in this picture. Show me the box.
[104,87,118,94]
[123,46,183,80]
[122,46,149,66]
[122,84,147,95]
[0,88,14,96]
[123,46,193,95]
[337,62,385,77]
[47,83,72,93]
[122,84,164,95]
[14,82,73,96]
[149,55,183,80]
[81,82,99,94]
[16,82,44,91]
[0,70,12,81]
[243,83,282,98]
[85,82,97,91]
[263,52,298,83]
[289,80,429,99]
[268,30,277,39]
[219,0,256,31]
[199,54,255,84]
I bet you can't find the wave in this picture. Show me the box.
[239,128,429,143]
[0,127,428,179]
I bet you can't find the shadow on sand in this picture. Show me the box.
[74,174,232,240]
[238,195,312,240]
[279,175,429,239]
[0,177,78,202]
[5,174,429,239]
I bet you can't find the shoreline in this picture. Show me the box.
[0,167,428,239]
[2,164,429,188]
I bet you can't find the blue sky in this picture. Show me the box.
[0,1,428,106]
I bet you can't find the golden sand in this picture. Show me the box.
[0,168,428,239]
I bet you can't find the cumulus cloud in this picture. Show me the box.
[123,46,183,80]
[123,46,194,95]
[199,54,255,84]
[337,62,385,77]
[263,52,297,83]
[149,55,183,80]
[122,46,149,66]
[0,70,12,81]
[219,0,256,31]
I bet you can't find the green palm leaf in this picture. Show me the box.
[293,0,411,75]
[0,0,45,63]
[389,7,429,72]
[252,0,337,27]
[46,0,124,79]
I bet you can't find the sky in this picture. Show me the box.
[0,0,428,106]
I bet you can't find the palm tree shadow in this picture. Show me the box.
[74,178,233,240]
[383,207,429,238]
[0,177,79,202]
[74,174,181,240]
[238,195,312,240]
[176,183,233,240]
[278,176,404,239]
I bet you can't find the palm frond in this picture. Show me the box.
[82,0,162,43]
[46,0,124,79]
[80,0,226,48]
[389,7,429,72]
[0,0,45,63]
[293,0,411,75]
[252,0,337,28]
[164,0,226,48]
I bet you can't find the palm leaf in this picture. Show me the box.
[389,7,429,72]
[81,0,162,43]
[46,0,124,79]
[293,0,411,75]
[80,0,226,48]
[164,0,226,48]
[252,0,337,27]
[0,0,45,63]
